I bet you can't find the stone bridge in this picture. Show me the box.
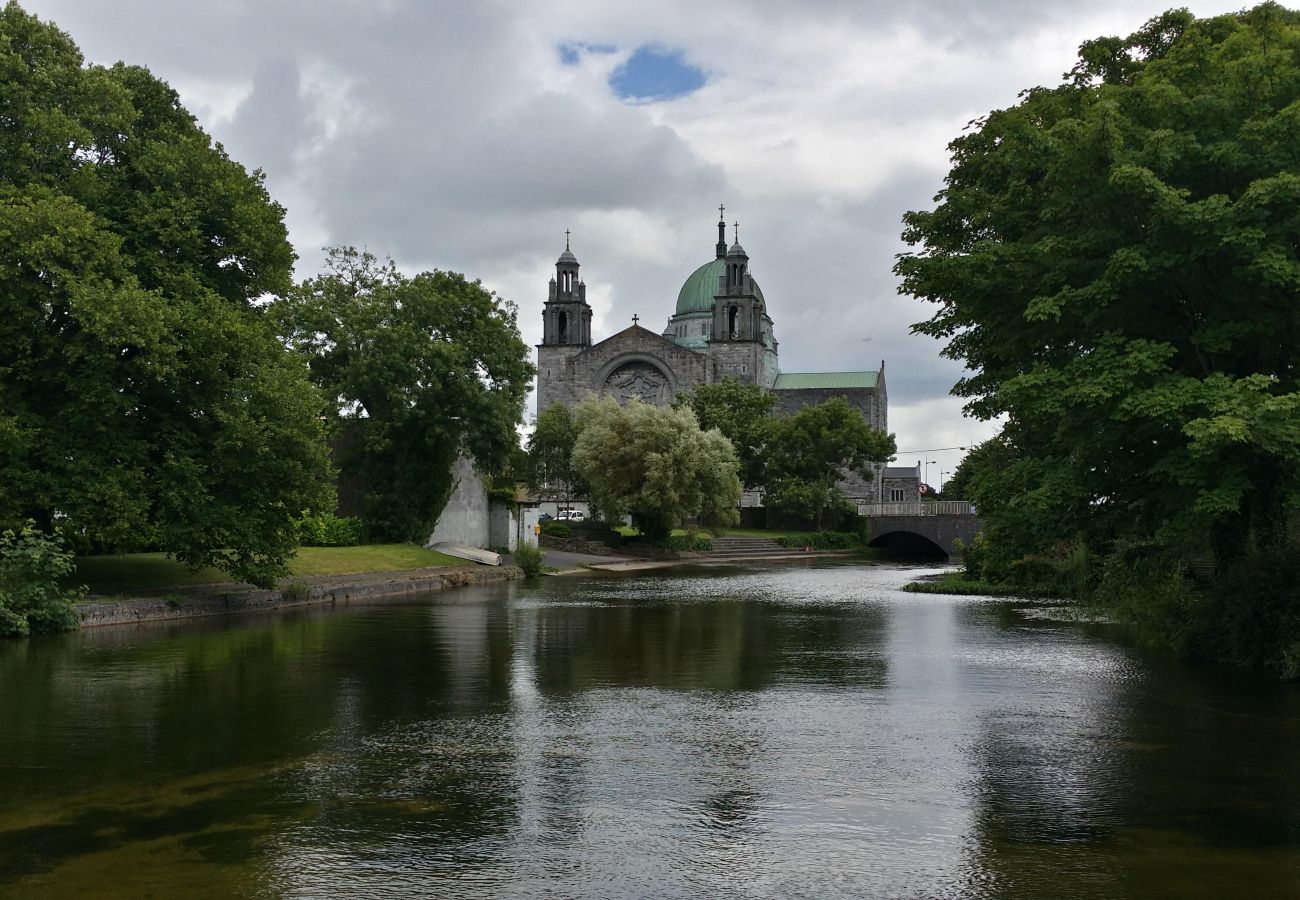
[857,502,983,559]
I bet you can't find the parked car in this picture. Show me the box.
[555,510,586,522]
[538,512,553,522]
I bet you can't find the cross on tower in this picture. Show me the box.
[733,221,740,243]
[564,228,571,250]
[632,314,640,326]
[718,203,725,220]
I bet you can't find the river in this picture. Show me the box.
[1,561,1298,898]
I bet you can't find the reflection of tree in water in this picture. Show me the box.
[527,589,889,695]
[0,599,524,891]
[956,609,1300,898]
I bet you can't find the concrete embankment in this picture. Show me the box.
[78,565,524,629]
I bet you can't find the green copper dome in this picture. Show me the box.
[674,259,764,315]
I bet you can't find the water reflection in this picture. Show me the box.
[1,563,1298,897]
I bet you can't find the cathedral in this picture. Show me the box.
[535,210,896,502]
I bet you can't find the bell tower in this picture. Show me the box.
[541,231,592,347]
[537,232,593,414]
[711,223,763,343]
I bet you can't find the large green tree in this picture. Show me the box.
[527,403,586,509]
[763,398,896,521]
[571,396,741,540]
[0,3,332,585]
[272,247,534,542]
[898,4,1300,565]
[673,379,775,489]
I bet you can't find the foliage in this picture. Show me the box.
[0,5,333,587]
[293,513,365,547]
[901,575,1025,597]
[540,521,571,538]
[1188,553,1300,678]
[657,534,713,553]
[271,247,533,542]
[513,542,544,577]
[527,404,587,505]
[898,4,1300,569]
[280,580,311,603]
[673,379,776,489]
[937,440,1000,501]
[571,396,741,542]
[0,523,82,637]
[776,531,862,550]
[763,398,896,520]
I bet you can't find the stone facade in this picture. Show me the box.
[538,325,716,414]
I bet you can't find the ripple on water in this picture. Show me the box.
[1,563,1298,898]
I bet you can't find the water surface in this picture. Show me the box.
[1,562,1298,897]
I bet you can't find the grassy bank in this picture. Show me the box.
[902,574,1059,598]
[73,544,464,595]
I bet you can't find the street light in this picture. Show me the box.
[924,459,938,487]
[940,471,950,493]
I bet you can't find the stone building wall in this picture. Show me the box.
[538,326,716,414]
[536,344,587,414]
[706,341,763,384]
[771,386,884,431]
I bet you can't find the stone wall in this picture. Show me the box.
[539,533,619,556]
[427,453,490,547]
[77,566,523,629]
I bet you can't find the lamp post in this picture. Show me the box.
[924,459,937,488]
[940,471,950,494]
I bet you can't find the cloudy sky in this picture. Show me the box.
[25,0,1243,481]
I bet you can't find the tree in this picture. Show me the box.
[0,522,82,636]
[527,404,586,509]
[571,396,741,540]
[939,439,1000,501]
[898,4,1300,566]
[673,379,775,489]
[763,398,896,522]
[0,4,332,586]
[271,248,534,542]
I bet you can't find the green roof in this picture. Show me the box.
[772,371,879,390]
[675,258,764,315]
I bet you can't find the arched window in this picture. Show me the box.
[728,305,738,339]
[558,311,568,343]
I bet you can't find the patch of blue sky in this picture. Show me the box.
[558,42,616,66]
[610,45,706,102]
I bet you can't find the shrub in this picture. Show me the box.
[0,523,83,637]
[514,542,544,577]
[1189,553,1300,679]
[294,513,365,547]
[657,534,713,553]
[280,580,311,603]
[777,531,861,550]
[540,521,571,538]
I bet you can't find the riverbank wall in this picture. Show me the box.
[77,565,524,629]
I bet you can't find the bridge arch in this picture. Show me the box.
[866,530,949,560]
[860,513,983,561]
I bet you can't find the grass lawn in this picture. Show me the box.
[73,544,465,595]
[610,525,821,540]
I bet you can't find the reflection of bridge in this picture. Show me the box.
[856,501,982,559]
